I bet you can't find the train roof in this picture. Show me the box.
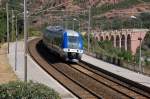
[46,26,64,32]
[45,26,80,36]
[65,30,79,36]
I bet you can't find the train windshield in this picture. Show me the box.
[68,36,78,43]
[68,36,80,49]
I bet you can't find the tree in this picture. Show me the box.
[139,12,150,28]
[0,10,7,42]
[142,31,150,49]
[111,18,122,30]
[141,31,150,58]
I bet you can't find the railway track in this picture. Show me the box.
[28,38,150,99]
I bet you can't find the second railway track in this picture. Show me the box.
[28,38,150,99]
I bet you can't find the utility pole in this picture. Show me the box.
[73,19,75,30]
[79,21,80,32]
[11,10,14,41]
[6,3,9,54]
[131,15,143,73]
[88,6,91,52]
[24,0,27,82]
[15,16,18,71]
[138,37,142,73]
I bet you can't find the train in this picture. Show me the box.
[42,26,83,62]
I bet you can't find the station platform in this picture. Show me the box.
[81,54,150,88]
[8,41,77,99]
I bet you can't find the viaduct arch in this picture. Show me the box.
[94,29,148,54]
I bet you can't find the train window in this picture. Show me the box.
[68,36,80,49]
[68,36,79,43]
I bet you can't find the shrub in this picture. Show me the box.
[0,81,61,99]
[0,10,7,42]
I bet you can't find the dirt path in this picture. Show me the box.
[0,43,17,84]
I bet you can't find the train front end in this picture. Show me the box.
[62,30,83,62]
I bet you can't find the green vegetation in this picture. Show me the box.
[141,31,150,66]
[0,0,25,42]
[97,40,132,61]
[28,28,42,37]
[82,35,88,49]
[142,31,150,51]
[0,9,7,43]
[83,35,133,62]
[139,12,150,28]
[8,0,23,11]
[0,81,60,99]
[91,12,150,30]
[145,59,150,66]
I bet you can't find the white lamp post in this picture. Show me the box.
[6,3,9,54]
[131,15,142,73]
[24,0,27,82]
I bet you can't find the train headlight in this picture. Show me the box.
[63,48,68,52]
[80,50,83,53]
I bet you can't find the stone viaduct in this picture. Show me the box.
[94,29,149,54]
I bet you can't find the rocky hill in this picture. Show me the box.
[1,0,150,19]
[1,0,150,29]
[30,0,150,25]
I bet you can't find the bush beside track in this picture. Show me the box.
[0,81,61,99]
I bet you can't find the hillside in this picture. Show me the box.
[93,1,150,19]
[1,0,150,19]
[26,0,150,29]
[1,0,150,30]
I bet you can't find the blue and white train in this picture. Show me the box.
[42,26,83,62]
